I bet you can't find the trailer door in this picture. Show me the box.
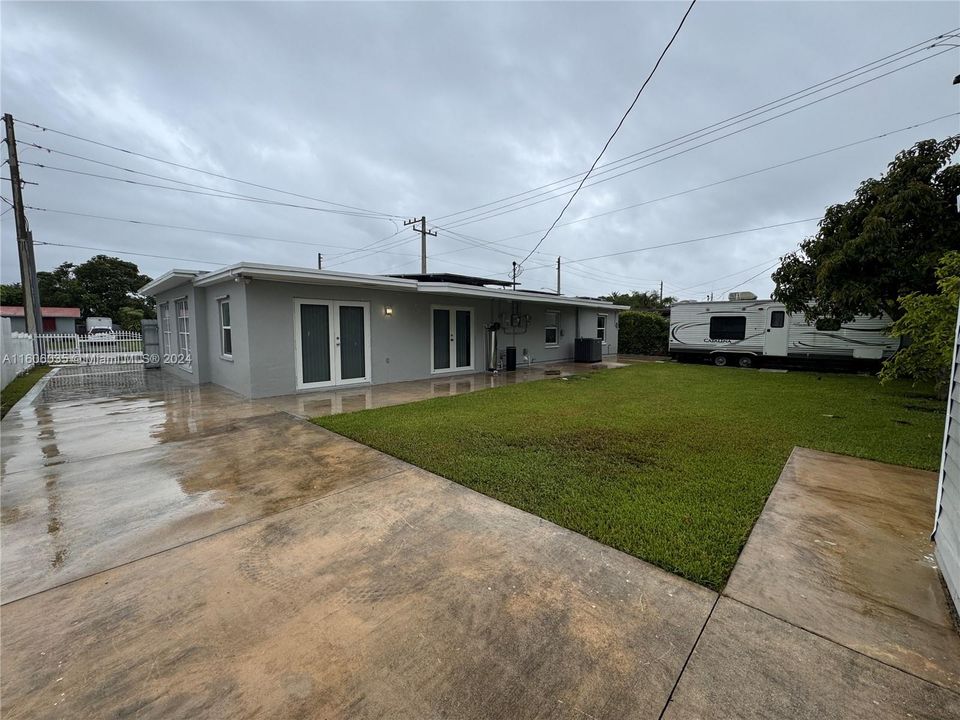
[764,308,788,356]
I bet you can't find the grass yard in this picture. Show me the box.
[314,363,945,590]
[1,365,51,419]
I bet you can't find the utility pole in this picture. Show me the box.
[317,253,323,270]
[512,261,517,291]
[556,256,561,295]
[404,216,437,274]
[3,113,42,339]
[659,280,663,304]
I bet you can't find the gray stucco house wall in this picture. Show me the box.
[142,263,623,400]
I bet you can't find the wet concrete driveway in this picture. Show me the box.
[2,366,958,718]
[1,366,716,718]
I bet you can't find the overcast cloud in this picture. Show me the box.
[1,1,958,301]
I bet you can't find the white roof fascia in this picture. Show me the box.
[139,269,204,296]
[415,282,627,310]
[192,263,419,291]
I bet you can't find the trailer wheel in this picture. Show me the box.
[713,355,728,367]
[737,356,753,369]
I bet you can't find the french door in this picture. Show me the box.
[295,300,371,389]
[432,306,473,373]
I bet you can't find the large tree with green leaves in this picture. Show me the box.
[772,135,960,322]
[601,290,676,310]
[2,256,154,329]
[879,251,959,394]
[0,283,23,305]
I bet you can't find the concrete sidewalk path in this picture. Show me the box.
[663,447,960,719]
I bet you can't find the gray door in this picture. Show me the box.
[299,303,332,385]
[296,300,369,388]
[432,307,472,372]
[337,304,367,382]
[433,308,450,370]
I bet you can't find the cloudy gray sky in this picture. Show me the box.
[2,1,958,301]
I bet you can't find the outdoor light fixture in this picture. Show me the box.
[384,305,394,317]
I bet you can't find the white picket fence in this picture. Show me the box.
[35,331,145,365]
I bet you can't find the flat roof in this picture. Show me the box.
[141,262,626,310]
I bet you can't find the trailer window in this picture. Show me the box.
[770,311,785,328]
[709,316,746,340]
[815,318,841,331]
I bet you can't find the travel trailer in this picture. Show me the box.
[668,295,899,368]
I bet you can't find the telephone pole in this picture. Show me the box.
[659,280,663,303]
[317,253,323,270]
[3,113,42,338]
[404,216,437,274]
[512,261,517,291]
[556,257,561,295]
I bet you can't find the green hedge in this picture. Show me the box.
[618,311,669,355]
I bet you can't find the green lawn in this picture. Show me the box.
[1,365,51,419]
[314,363,945,590]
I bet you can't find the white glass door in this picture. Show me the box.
[295,300,371,389]
[431,307,473,373]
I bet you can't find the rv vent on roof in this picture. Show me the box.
[728,291,757,301]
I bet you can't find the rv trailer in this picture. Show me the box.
[668,298,899,368]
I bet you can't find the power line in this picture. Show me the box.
[718,262,782,297]
[20,161,394,219]
[672,255,785,293]
[516,0,698,269]
[18,140,395,220]
[426,113,957,261]
[21,205,423,257]
[445,47,957,232]
[34,240,226,266]
[475,114,959,246]
[13,117,401,219]
[432,29,957,224]
[523,217,819,271]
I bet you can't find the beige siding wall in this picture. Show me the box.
[935,300,960,611]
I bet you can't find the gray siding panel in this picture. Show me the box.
[934,302,960,612]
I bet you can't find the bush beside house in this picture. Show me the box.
[618,311,669,356]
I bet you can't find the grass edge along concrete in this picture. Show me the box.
[314,362,944,590]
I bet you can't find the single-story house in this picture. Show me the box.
[0,305,80,333]
[139,262,626,399]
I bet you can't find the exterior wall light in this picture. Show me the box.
[384,306,394,317]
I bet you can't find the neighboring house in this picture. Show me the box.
[0,306,80,333]
[934,300,960,612]
[139,262,625,399]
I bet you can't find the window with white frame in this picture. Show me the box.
[175,297,192,369]
[545,311,559,347]
[597,313,607,343]
[160,302,172,353]
[218,298,232,358]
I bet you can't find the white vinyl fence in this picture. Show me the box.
[35,331,145,366]
[1,317,35,390]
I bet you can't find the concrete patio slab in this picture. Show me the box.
[1,413,412,603]
[724,447,960,691]
[662,597,960,720]
[1,369,277,475]
[1,466,716,720]
[258,359,629,418]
